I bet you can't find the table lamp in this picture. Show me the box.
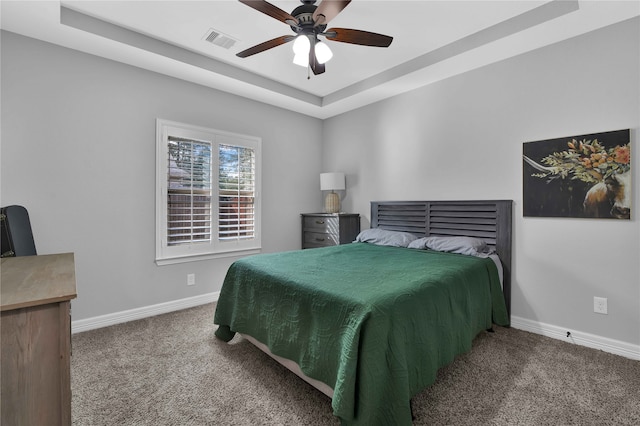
[320,172,345,214]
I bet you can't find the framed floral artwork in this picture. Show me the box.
[523,129,630,219]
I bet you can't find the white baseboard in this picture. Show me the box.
[510,315,640,361]
[71,292,219,334]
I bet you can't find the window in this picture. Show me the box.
[156,119,261,265]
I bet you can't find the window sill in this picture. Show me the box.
[155,247,261,266]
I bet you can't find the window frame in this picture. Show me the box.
[156,119,261,265]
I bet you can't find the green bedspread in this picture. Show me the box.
[214,243,509,425]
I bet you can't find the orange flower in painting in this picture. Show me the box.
[614,145,630,164]
[534,139,630,183]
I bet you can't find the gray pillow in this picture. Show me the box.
[408,236,493,257]
[354,228,418,247]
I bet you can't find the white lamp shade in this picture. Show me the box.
[293,52,308,67]
[292,35,310,55]
[315,41,333,64]
[320,172,345,191]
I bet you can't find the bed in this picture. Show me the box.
[214,200,512,425]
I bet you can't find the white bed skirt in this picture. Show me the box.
[241,333,334,398]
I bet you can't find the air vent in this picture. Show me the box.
[203,28,238,50]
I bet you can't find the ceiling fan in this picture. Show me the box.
[236,0,393,76]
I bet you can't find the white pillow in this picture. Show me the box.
[408,236,493,257]
[354,228,418,247]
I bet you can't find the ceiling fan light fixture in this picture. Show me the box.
[315,41,333,64]
[236,0,393,76]
[292,34,311,55]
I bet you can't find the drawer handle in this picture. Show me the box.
[315,220,325,224]
[315,237,325,242]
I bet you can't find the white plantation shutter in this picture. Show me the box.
[218,144,256,241]
[156,120,261,265]
[167,137,212,246]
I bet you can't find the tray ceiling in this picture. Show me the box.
[1,1,638,118]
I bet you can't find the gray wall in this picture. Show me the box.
[1,31,323,321]
[323,18,640,346]
[2,17,639,348]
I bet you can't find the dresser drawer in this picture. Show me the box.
[303,216,338,234]
[303,231,339,247]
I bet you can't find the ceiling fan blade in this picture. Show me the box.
[236,35,294,58]
[324,28,393,47]
[313,0,351,26]
[238,0,299,25]
[309,39,326,75]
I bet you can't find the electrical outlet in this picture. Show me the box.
[594,297,607,314]
[187,273,196,286]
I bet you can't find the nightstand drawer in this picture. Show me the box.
[302,216,338,233]
[301,213,360,249]
[303,231,338,247]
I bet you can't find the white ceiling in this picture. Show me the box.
[2,1,639,118]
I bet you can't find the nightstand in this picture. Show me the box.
[301,213,360,249]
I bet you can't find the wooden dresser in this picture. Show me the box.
[1,253,77,426]
[301,213,360,249]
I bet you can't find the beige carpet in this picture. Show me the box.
[71,303,640,425]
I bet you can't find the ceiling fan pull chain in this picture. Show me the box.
[307,64,311,80]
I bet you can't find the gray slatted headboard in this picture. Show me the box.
[371,200,513,317]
